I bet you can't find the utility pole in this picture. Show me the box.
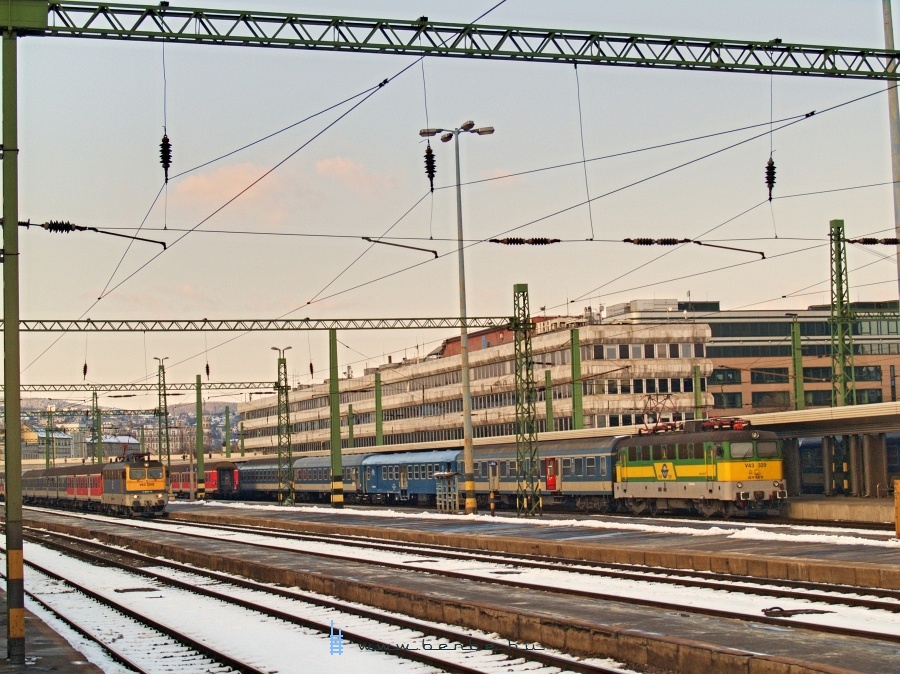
[155,357,171,497]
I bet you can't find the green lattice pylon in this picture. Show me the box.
[829,220,856,406]
[513,284,541,516]
[275,350,293,504]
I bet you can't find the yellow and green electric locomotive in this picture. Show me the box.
[613,418,787,517]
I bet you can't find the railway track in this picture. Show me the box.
[24,508,900,644]
[11,525,630,674]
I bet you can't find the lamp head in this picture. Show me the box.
[460,120,475,131]
[475,126,494,135]
[419,128,440,137]
[440,132,454,143]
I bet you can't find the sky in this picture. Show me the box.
[11,0,900,410]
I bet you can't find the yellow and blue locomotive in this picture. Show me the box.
[23,450,168,517]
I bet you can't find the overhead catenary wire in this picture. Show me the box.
[573,64,595,240]
[27,10,896,384]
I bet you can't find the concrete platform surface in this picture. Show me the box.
[785,495,895,523]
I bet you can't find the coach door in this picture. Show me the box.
[543,458,559,491]
[705,443,717,482]
[400,465,409,499]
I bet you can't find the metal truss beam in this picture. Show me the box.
[14,382,274,392]
[7,3,895,80]
[2,317,511,332]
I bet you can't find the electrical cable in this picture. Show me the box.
[574,64,595,240]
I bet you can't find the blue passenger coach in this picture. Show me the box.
[293,453,367,503]
[473,437,618,511]
[362,450,461,504]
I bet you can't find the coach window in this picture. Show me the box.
[730,442,753,458]
[586,456,596,476]
[562,458,574,477]
[574,458,584,476]
[427,465,435,479]
[499,462,508,478]
[381,466,387,479]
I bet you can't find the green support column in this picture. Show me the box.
[545,369,553,432]
[196,375,205,500]
[140,426,145,453]
[347,403,354,449]
[570,329,583,430]
[375,372,383,446]
[693,365,703,419]
[329,329,344,508]
[2,23,25,665]
[790,317,806,410]
[240,421,245,457]
[224,405,231,458]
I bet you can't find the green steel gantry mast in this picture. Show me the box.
[830,219,856,407]
[6,1,900,663]
[274,347,293,505]
[513,284,540,516]
[156,359,171,476]
[15,3,900,80]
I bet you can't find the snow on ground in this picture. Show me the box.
[114,514,900,638]
[9,543,641,674]
[182,500,900,548]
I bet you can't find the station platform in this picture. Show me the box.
[785,494,896,524]
[0,590,101,673]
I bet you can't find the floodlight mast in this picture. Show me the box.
[419,121,494,515]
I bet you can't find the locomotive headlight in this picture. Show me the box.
[736,482,743,488]
[773,481,781,487]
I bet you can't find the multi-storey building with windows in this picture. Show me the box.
[239,321,714,455]
[603,299,900,415]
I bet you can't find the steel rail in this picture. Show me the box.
[18,523,623,674]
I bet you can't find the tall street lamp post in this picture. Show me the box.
[419,121,494,515]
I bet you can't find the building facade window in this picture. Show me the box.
[750,368,790,384]
[713,392,743,409]
[710,368,741,385]
[751,391,790,408]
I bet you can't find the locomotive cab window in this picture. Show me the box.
[129,469,146,480]
[730,442,753,458]
[148,468,163,479]
[757,441,779,458]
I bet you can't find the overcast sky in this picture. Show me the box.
[12,0,900,410]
